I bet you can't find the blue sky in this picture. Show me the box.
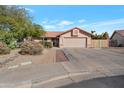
[22,5,124,36]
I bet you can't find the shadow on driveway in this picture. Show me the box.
[59,75,124,88]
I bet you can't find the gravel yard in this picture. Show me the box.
[0,48,56,69]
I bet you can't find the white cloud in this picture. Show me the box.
[41,20,48,24]
[19,6,34,13]
[24,8,34,13]
[42,20,74,31]
[41,19,59,25]
[49,20,59,24]
[44,25,56,29]
[78,19,86,23]
[41,19,49,24]
[80,18,124,36]
[94,18,124,27]
[83,18,124,27]
[58,20,73,26]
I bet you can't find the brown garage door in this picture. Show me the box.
[63,37,86,48]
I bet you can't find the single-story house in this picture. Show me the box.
[44,27,92,48]
[110,30,124,47]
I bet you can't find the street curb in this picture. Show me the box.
[15,81,32,88]
[32,72,89,86]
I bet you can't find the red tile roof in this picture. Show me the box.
[45,32,62,37]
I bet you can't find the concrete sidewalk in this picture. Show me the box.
[0,61,93,88]
[0,63,68,87]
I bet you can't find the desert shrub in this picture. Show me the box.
[40,41,52,48]
[0,42,10,55]
[40,40,45,46]
[0,47,10,55]
[46,42,52,48]
[0,42,6,48]
[19,41,43,55]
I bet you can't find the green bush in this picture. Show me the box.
[0,32,17,49]
[7,39,17,49]
[19,41,43,55]
[41,41,53,48]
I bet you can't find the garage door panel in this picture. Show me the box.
[63,37,86,48]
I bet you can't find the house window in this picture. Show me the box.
[72,29,79,36]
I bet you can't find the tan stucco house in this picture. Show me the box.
[44,27,92,48]
[110,30,124,47]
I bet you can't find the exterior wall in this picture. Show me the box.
[59,31,91,48]
[111,33,124,46]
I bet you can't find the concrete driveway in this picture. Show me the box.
[34,48,124,88]
[0,48,124,88]
[62,48,124,75]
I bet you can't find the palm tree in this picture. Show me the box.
[91,30,96,34]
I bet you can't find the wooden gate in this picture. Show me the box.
[91,39,109,48]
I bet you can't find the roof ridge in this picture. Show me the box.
[115,30,124,32]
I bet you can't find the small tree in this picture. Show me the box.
[31,23,46,38]
[0,5,46,48]
[103,32,109,39]
[91,30,109,39]
[91,30,96,39]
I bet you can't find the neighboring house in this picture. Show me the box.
[110,30,124,47]
[44,27,92,48]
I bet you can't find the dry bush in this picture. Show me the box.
[0,42,10,55]
[19,41,43,55]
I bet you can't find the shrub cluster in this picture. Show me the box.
[19,41,43,55]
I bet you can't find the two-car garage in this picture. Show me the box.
[62,37,87,48]
[53,27,92,48]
